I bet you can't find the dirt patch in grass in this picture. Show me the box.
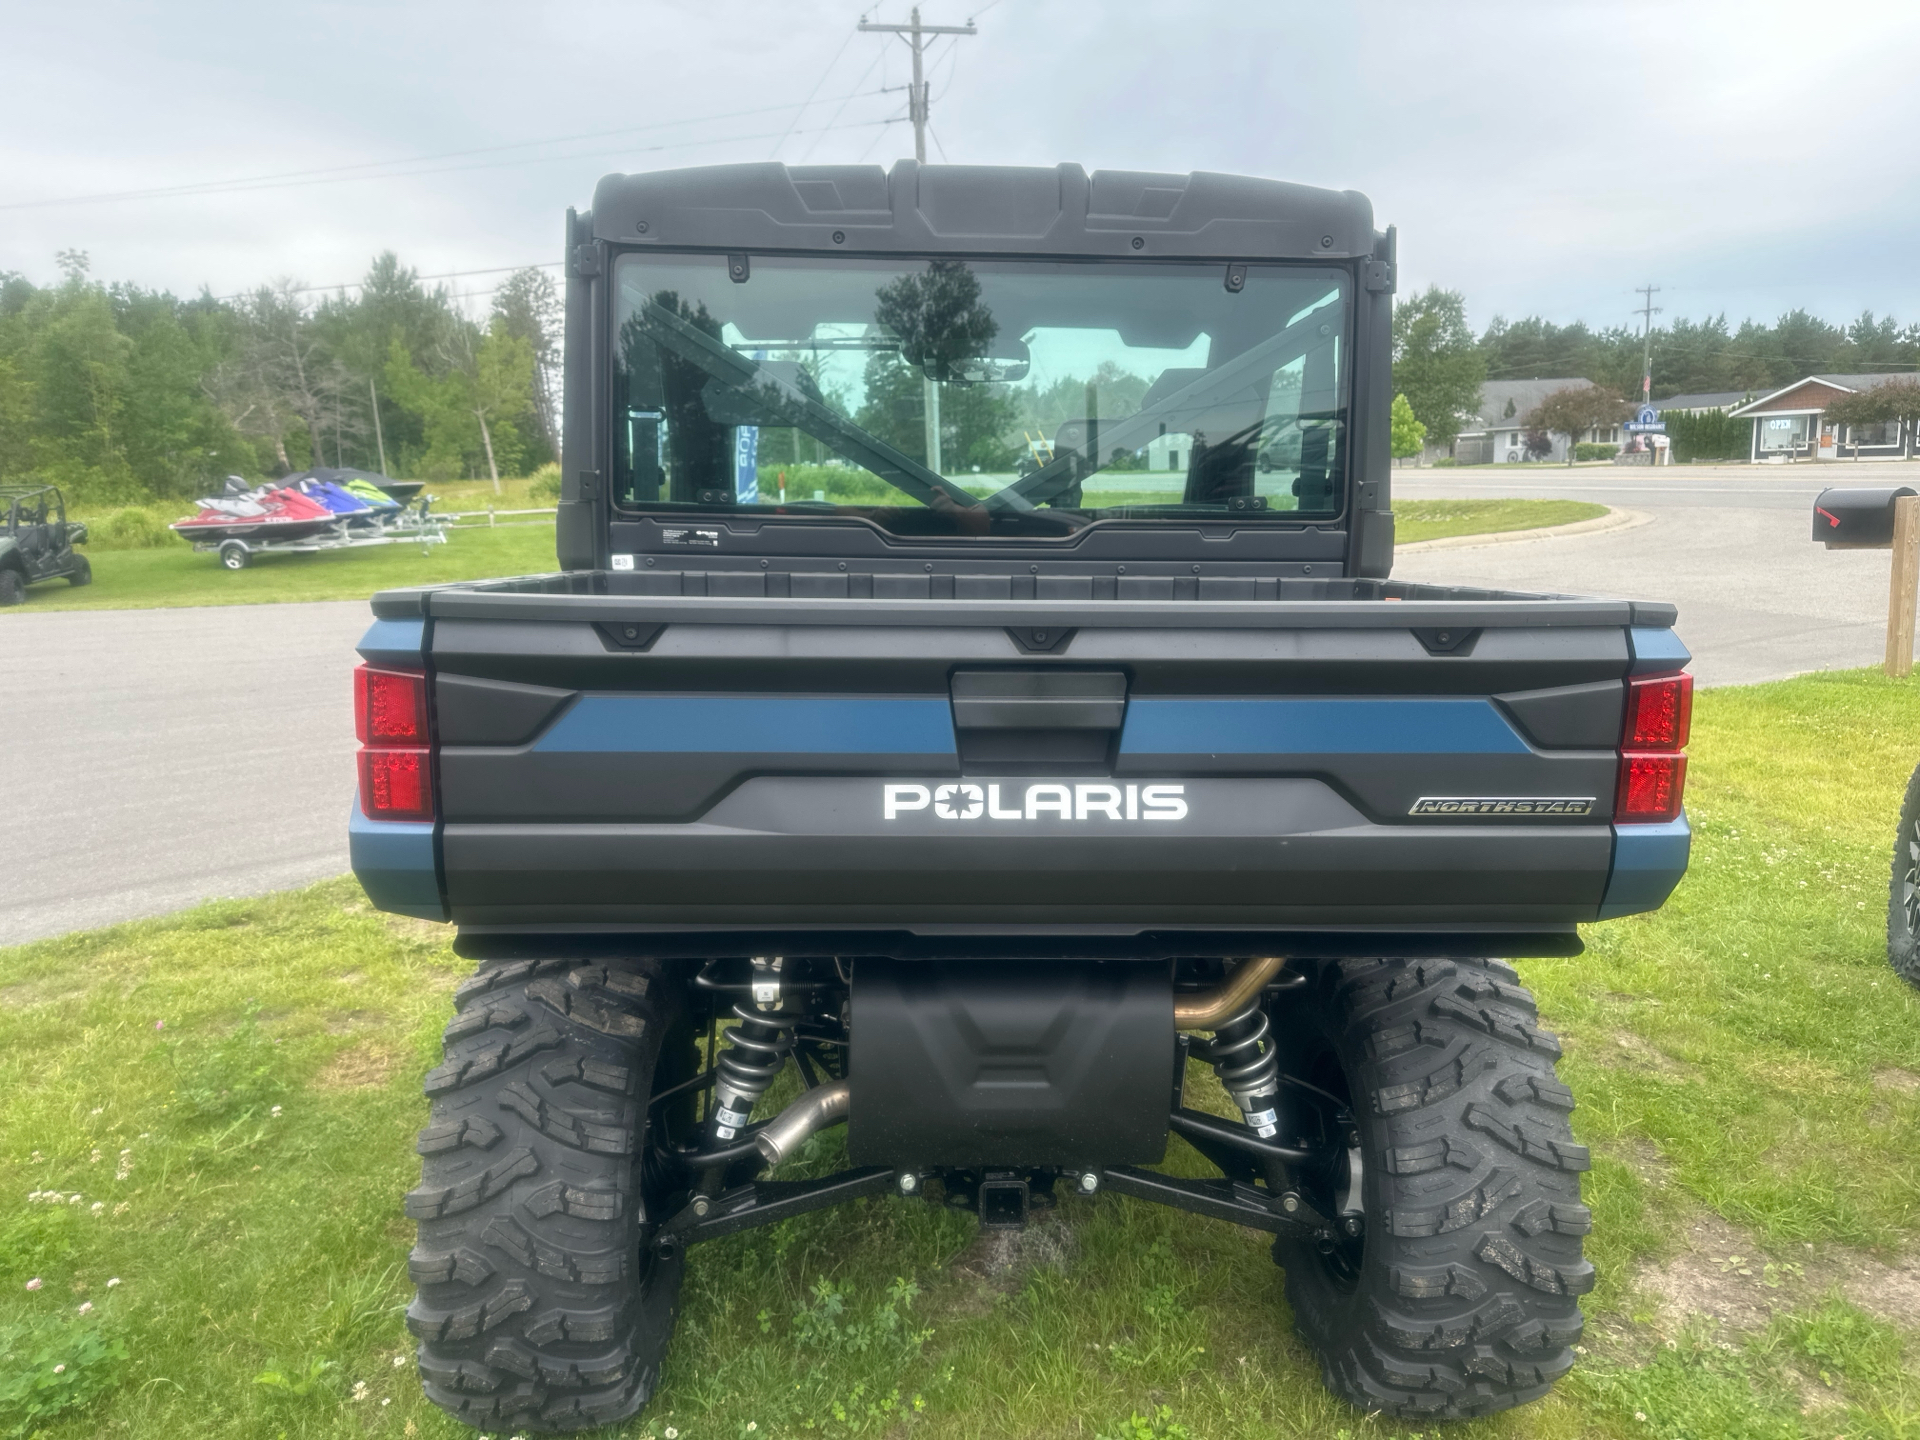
[1638,1212,1788,1334]
[949,1211,1080,1287]
[1638,1209,1920,1337]
[311,1042,403,1092]
[1871,1066,1920,1095]
[1603,1030,1689,1075]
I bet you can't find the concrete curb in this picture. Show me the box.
[1396,505,1653,555]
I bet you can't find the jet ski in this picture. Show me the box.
[171,479,344,545]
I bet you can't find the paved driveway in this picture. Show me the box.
[3,602,368,946]
[1393,461,1911,688]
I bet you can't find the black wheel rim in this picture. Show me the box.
[1290,1048,1367,1291]
[1903,816,1920,945]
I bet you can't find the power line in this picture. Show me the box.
[768,28,859,159]
[857,7,978,163]
[3,92,897,212]
[797,44,891,165]
[212,261,564,304]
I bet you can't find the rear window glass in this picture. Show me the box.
[611,254,1350,540]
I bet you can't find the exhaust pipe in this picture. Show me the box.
[1174,956,1288,1031]
[753,1079,850,1167]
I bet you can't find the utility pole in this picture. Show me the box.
[857,7,977,164]
[1634,284,1662,405]
[855,8,978,473]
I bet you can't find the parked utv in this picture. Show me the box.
[0,484,90,604]
[349,161,1692,1429]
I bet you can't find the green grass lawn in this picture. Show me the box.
[2,522,561,613]
[6,500,1609,616]
[1395,499,1608,545]
[4,671,1915,1440]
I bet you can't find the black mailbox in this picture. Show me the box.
[1813,486,1918,549]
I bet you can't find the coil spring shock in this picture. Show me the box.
[1203,1002,1281,1138]
[709,959,801,1141]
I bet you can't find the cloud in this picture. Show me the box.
[3,0,1916,330]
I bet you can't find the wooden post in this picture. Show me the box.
[1889,493,1920,678]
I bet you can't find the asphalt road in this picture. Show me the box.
[3,601,369,946]
[1393,461,1911,688]
[2,460,1909,946]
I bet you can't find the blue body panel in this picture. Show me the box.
[1627,627,1691,676]
[1120,697,1529,755]
[348,800,445,921]
[357,617,427,668]
[534,695,957,755]
[1599,814,1691,918]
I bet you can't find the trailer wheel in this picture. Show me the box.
[1271,958,1591,1419]
[218,541,250,570]
[407,959,700,1433]
[1891,763,1920,988]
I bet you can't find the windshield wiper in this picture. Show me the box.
[637,302,981,509]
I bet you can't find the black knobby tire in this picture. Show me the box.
[65,555,91,587]
[1891,763,1920,988]
[219,541,249,570]
[1272,957,1592,1419]
[0,568,24,605]
[407,959,699,1432]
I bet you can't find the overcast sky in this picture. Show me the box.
[5,0,1917,336]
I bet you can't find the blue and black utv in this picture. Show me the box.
[350,161,1692,1430]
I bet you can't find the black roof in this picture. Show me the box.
[589,160,1379,262]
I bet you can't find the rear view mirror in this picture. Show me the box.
[925,339,1030,385]
[1813,486,1918,548]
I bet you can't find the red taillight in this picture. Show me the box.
[1625,672,1692,751]
[355,664,433,820]
[358,748,434,819]
[1617,669,1690,823]
[354,665,428,744]
[1617,752,1687,822]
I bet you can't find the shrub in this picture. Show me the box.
[86,507,176,550]
[1431,456,1458,467]
[1574,443,1620,461]
[527,462,562,502]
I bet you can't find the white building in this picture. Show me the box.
[1445,379,1619,464]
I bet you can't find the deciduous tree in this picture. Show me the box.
[1389,392,1426,460]
[1392,288,1484,450]
[1523,385,1631,465]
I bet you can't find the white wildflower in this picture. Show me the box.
[665,1429,679,1438]
[91,1202,104,1215]
[351,1380,369,1401]
[89,1149,102,1164]
[113,1202,130,1216]
[107,1278,121,1288]
[26,1278,43,1291]
[68,1194,83,1206]
[1635,1413,1647,1423]
[52,1364,64,1374]
[382,1398,392,1407]
[270,1105,283,1118]
[90,1107,103,1116]
[392,1355,407,1367]
[77,1302,92,1315]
